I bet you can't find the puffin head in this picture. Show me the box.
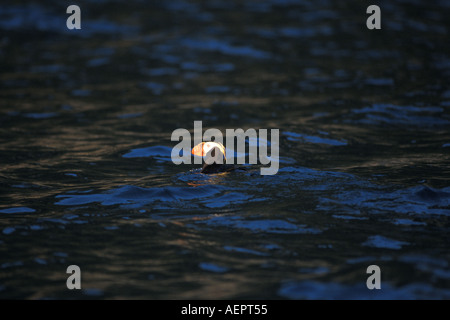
[191,142,227,164]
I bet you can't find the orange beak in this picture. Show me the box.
[191,142,205,157]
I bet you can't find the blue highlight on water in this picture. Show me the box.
[0,207,36,214]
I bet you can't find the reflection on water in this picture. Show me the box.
[1,0,450,299]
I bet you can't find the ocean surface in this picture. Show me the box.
[0,0,449,299]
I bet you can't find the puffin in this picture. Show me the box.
[191,142,245,174]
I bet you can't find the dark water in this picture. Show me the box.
[1,0,450,299]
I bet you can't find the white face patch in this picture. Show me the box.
[203,142,226,164]
[203,142,218,155]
